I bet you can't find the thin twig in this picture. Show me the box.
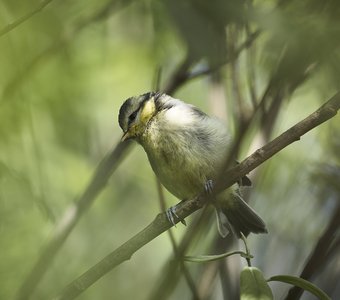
[54,91,340,300]
[0,0,54,38]
[240,233,252,267]
[216,91,340,192]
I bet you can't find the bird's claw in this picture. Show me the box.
[166,205,187,226]
[166,206,178,226]
[205,179,214,194]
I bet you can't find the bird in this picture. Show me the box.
[118,91,267,238]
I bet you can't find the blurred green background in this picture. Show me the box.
[0,0,339,299]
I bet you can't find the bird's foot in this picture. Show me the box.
[166,204,187,226]
[204,179,214,194]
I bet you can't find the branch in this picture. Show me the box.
[55,92,340,300]
[216,92,340,192]
[0,0,54,38]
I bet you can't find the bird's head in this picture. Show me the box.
[118,92,162,141]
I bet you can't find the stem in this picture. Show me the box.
[240,233,252,267]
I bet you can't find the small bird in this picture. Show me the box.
[118,92,267,238]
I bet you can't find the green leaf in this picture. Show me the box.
[240,267,274,300]
[267,275,330,300]
[184,251,252,263]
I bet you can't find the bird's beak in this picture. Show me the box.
[121,124,138,142]
[121,131,131,142]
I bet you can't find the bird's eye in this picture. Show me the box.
[128,110,138,124]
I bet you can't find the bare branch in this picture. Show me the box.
[55,92,340,300]
[217,91,340,192]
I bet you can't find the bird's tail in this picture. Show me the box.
[215,191,267,238]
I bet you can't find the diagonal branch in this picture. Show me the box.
[55,92,340,300]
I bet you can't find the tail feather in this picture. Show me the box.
[215,192,267,238]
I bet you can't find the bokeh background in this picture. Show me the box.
[0,0,339,299]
